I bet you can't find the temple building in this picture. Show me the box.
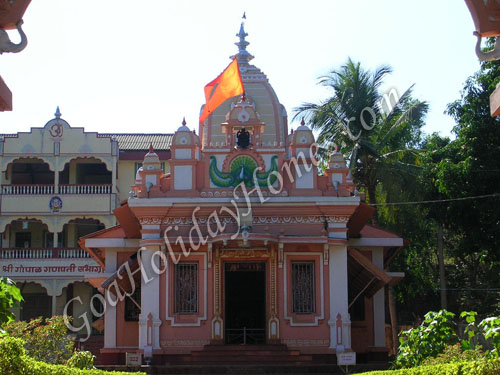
[81,23,405,366]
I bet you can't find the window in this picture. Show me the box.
[175,263,198,314]
[15,232,31,248]
[124,287,141,322]
[291,262,315,313]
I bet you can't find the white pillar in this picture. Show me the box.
[53,232,59,249]
[51,295,57,316]
[372,247,386,347]
[104,249,117,348]
[139,246,161,350]
[328,245,351,350]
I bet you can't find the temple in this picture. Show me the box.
[81,23,405,365]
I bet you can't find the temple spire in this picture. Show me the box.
[231,19,254,65]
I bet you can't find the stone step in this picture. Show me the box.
[166,355,313,364]
[202,345,289,352]
[98,362,389,374]
[190,350,301,357]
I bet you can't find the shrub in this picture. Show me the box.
[66,350,94,370]
[361,358,500,375]
[394,310,500,368]
[2,315,75,364]
[0,277,23,328]
[393,310,457,368]
[422,343,485,365]
[0,336,145,375]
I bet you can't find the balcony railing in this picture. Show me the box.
[58,184,112,194]
[1,184,54,195]
[0,184,112,195]
[0,248,90,259]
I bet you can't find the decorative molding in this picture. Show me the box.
[212,247,223,340]
[268,246,279,341]
[253,216,348,225]
[323,244,329,265]
[162,217,236,225]
[139,217,163,225]
[219,249,270,258]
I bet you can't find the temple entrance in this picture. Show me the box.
[224,262,266,345]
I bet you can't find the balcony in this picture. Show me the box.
[0,184,116,215]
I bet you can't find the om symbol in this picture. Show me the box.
[49,124,63,138]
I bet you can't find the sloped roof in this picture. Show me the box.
[360,225,401,239]
[99,133,173,151]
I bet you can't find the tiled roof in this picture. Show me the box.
[99,133,173,151]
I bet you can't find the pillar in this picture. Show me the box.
[54,167,59,194]
[51,295,57,316]
[372,248,386,347]
[53,232,58,249]
[139,246,161,350]
[104,249,117,348]
[328,245,351,350]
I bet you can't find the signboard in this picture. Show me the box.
[125,352,142,366]
[1,259,103,277]
[337,351,356,366]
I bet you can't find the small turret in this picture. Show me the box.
[169,118,200,194]
[324,146,354,197]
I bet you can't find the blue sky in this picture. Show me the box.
[1,0,480,138]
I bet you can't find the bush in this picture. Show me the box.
[393,310,500,369]
[66,350,94,370]
[2,315,75,364]
[0,336,145,375]
[0,277,23,328]
[393,310,457,368]
[422,343,485,365]
[361,358,500,375]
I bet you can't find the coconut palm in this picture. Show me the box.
[294,58,428,223]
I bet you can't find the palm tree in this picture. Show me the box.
[295,58,428,224]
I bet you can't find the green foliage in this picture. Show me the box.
[419,57,500,314]
[361,358,500,375]
[394,310,500,369]
[2,315,75,364]
[394,310,457,369]
[0,277,23,328]
[479,316,500,356]
[0,336,145,375]
[66,350,94,370]
[422,343,485,365]
[294,58,428,220]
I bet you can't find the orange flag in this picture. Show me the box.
[200,58,244,123]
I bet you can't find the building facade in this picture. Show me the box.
[0,109,171,341]
[81,24,405,365]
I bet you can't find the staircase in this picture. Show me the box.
[98,345,389,374]
[165,344,312,365]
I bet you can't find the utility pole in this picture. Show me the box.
[437,224,447,310]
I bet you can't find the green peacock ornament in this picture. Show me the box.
[209,155,278,188]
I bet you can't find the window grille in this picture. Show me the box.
[175,263,198,314]
[291,262,315,313]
